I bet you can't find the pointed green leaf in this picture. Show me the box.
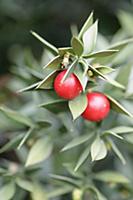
[47,186,73,198]
[102,131,123,140]
[50,174,80,187]
[106,126,133,134]
[18,82,40,93]
[62,59,78,82]
[31,31,58,55]
[78,12,93,39]
[61,133,93,152]
[0,182,16,200]
[95,66,115,75]
[36,70,59,89]
[69,94,87,120]
[0,106,34,127]
[16,178,33,192]
[25,137,53,166]
[91,137,107,161]
[43,56,62,70]
[89,64,125,90]
[58,47,74,57]
[83,49,118,58]
[74,146,90,171]
[94,171,129,184]
[83,21,98,54]
[108,138,126,164]
[85,186,107,200]
[71,36,83,57]
[107,95,133,118]
[39,99,68,113]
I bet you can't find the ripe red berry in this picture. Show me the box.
[54,70,83,100]
[82,92,110,122]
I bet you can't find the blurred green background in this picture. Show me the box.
[0,0,133,74]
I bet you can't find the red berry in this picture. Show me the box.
[54,70,83,100]
[82,92,110,122]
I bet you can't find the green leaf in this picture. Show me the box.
[0,182,16,200]
[62,59,78,82]
[31,31,58,55]
[74,62,88,91]
[17,127,34,150]
[102,131,123,140]
[68,94,87,120]
[43,56,62,70]
[91,137,107,161]
[95,65,115,75]
[74,146,90,171]
[105,126,133,134]
[89,65,125,90]
[108,138,126,164]
[78,11,93,39]
[61,133,93,152]
[71,36,83,57]
[18,82,40,93]
[25,137,53,166]
[0,106,34,127]
[50,174,81,187]
[31,182,48,200]
[39,99,68,113]
[83,21,98,54]
[94,171,129,184]
[16,178,33,192]
[0,134,23,154]
[36,70,59,89]
[92,38,133,65]
[83,49,119,58]
[106,95,133,118]
[58,47,74,57]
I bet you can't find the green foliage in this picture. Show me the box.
[1,10,133,200]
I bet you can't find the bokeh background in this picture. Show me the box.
[0,0,133,74]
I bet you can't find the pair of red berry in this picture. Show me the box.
[54,70,110,122]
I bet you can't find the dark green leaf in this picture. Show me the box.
[39,99,68,113]
[25,137,53,166]
[71,36,83,57]
[43,56,62,70]
[85,186,107,200]
[107,95,133,118]
[83,50,118,58]
[68,94,87,120]
[78,12,93,39]
[82,21,98,54]
[94,171,129,183]
[36,70,59,89]
[31,31,58,55]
